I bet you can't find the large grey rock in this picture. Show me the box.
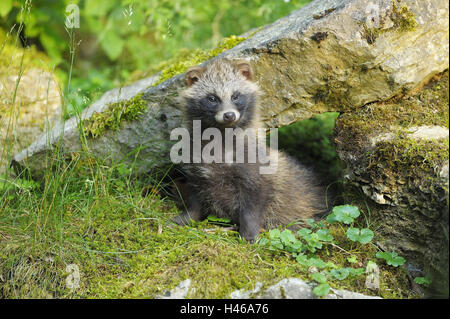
[229,278,381,299]
[260,278,315,299]
[12,0,449,177]
[325,288,382,299]
[156,279,192,299]
[159,278,381,299]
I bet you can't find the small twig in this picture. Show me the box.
[202,226,237,233]
[330,243,351,254]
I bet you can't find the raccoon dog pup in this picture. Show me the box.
[172,58,328,242]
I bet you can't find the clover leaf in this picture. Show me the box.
[346,227,374,244]
[295,255,327,269]
[308,257,327,269]
[328,267,365,280]
[313,283,330,297]
[326,205,360,224]
[328,268,350,280]
[414,276,432,287]
[316,229,334,242]
[297,228,312,237]
[312,272,327,284]
[297,228,327,252]
[347,255,358,264]
[376,251,406,267]
[268,229,281,239]
[348,268,365,277]
[295,254,310,266]
[280,229,296,245]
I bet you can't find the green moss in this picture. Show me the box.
[365,136,448,199]
[334,70,448,293]
[81,93,147,138]
[152,35,247,87]
[360,0,418,44]
[1,147,416,299]
[391,0,418,32]
[335,71,449,158]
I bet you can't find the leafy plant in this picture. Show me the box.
[326,205,360,224]
[206,215,232,226]
[313,283,331,296]
[311,272,330,297]
[346,227,374,244]
[328,268,350,281]
[376,251,406,267]
[328,267,364,280]
[347,255,358,264]
[257,202,409,297]
[413,276,432,287]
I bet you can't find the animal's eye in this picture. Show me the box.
[231,92,240,101]
[207,95,217,103]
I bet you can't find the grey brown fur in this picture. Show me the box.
[172,58,328,242]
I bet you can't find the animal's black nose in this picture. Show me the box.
[223,112,236,122]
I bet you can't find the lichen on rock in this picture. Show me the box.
[360,0,418,45]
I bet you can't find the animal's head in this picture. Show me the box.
[181,58,260,130]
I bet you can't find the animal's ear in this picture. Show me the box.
[185,66,205,87]
[233,60,253,81]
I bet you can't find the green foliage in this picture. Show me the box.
[346,227,374,244]
[312,272,327,284]
[0,174,40,194]
[0,0,13,18]
[277,112,342,184]
[206,215,232,226]
[311,272,330,296]
[328,268,350,281]
[413,276,432,287]
[257,203,409,297]
[328,267,364,280]
[376,251,406,267]
[313,283,331,296]
[152,35,247,87]
[347,255,358,264]
[326,205,360,224]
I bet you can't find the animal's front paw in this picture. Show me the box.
[239,229,259,244]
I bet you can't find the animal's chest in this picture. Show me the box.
[194,163,258,188]
[186,163,261,215]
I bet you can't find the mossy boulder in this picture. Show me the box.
[334,71,449,297]
[13,0,448,177]
[0,37,61,174]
